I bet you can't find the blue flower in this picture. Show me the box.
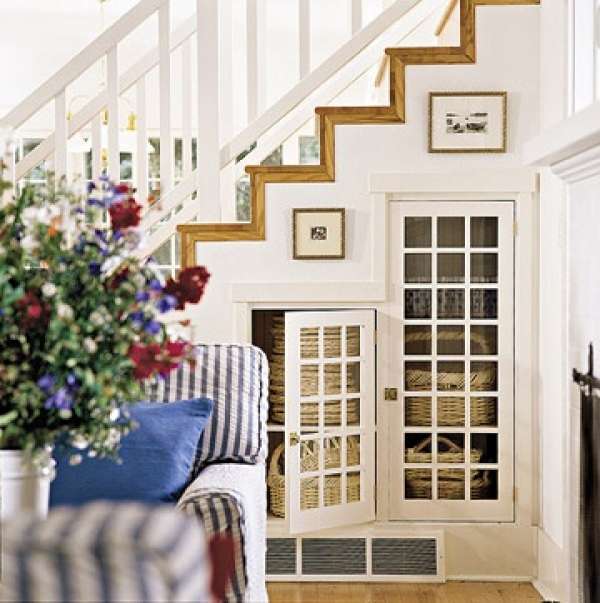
[89,262,102,276]
[66,373,79,388]
[87,182,96,193]
[144,320,161,336]
[129,311,145,328]
[37,374,55,392]
[148,279,163,292]
[156,295,177,313]
[135,291,150,303]
[44,387,73,411]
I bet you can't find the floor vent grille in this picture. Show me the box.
[266,538,296,575]
[302,538,367,575]
[372,537,437,576]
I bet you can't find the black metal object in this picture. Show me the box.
[573,343,600,603]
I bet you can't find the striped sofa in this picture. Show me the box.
[1,344,269,603]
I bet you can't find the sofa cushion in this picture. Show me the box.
[144,344,268,472]
[50,398,213,506]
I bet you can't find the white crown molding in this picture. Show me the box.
[551,144,600,184]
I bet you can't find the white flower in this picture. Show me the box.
[0,127,14,158]
[59,409,72,420]
[90,310,104,326]
[83,338,97,353]
[106,428,121,447]
[57,303,74,320]
[41,283,57,298]
[71,435,89,450]
[22,207,40,225]
[101,256,125,276]
[109,408,121,422]
[20,235,39,251]
[68,454,82,466]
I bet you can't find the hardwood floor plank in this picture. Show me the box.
[266,582,542,603]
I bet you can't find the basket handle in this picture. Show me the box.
[413,435,463,454]
[269,443,285,478]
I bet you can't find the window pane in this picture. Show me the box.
[437,326,465,355]
[405,397,432,427]
[471,289,498,319]
[437,289,465,319]
[438,253,465,283]
[471,217,498,247]
[405,325,432,355]
[405,290,432,319]
[471,253,498,283]
[405,217,432,247]
[405,253,432,283]
[437,217,465,247]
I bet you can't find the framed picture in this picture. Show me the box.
[293,208,345,260]
[429,91,507,153]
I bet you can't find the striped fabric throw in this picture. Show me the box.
[144,344,269,473]
[0,502,212,603]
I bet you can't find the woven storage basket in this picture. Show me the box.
[404,469,492,500]
[405,435,482,464]
[406,396,496,427]
[268,441,361,518]
[268,318,361,425]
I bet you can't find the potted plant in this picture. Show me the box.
[0,132,210,519]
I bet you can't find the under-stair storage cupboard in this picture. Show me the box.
[252,200,519,581]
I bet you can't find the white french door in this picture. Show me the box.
[285,310,376,534]
[387,202,514,522]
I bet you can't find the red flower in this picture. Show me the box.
[114,183,130,195]
[17,291,49,329]
[164,266,211,310]
[128,340,191,380]
[109,197,142,231]
[108,267,130,290]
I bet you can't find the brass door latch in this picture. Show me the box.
[384,388,398,401]
[289,432,300,446]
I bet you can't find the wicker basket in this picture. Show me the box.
[406,396,497,427]
[268,318,361,425]
[405,435,482,465]
[268,440,361,518]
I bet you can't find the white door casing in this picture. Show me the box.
[285,310,376,534]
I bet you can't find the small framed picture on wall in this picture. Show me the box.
[429,91,507,153]
[293,208,345,260]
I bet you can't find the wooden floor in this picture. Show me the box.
[267,582,542,603]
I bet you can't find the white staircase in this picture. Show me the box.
[0,0,449,267]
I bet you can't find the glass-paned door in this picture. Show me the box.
[285,310,376,534]
[390,202,514,521]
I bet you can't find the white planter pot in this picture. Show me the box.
[0,450,55,521]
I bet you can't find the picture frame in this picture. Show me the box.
[428,91,507,153]
[293,208,346,260]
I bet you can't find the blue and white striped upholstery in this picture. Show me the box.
[179,492,246,603]
[144,344,269,473]
[0,502,211,603]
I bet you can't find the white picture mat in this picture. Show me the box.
[431,95,505,151]
[294,211,344,257]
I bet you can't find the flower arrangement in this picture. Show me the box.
[0,135,210,460]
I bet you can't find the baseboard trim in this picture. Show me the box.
[532,578,560,601]
[448,575,534,582]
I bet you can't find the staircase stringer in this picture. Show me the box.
[178,0,538,265]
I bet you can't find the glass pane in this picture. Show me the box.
[438,434,465,463]
[405,217,432,247]
[301,477,320,509]
[347,362,360,394]
[347,471,361,503]
[405,290,432,319]
[437,217,465,248]
[299,135,319,165]
[324,474,341,506]
[405,397,432,427]
[405,469,431,499]
[471,289,498,319]
[471,397,498,427]
[300,440,319,473]
[324,437,341,469]
[324,400,342,427]
[405,253,432,283]
[471,470,498,500]
[438,469,465,500]
[404,325,432,355]
[346,325,360,357]
[471,217,498,247]
[471,361,498,391]
[471,325,498,355]
[347,398,360,426]
[438,253,465,283]
[437,397,465,427]
[437,361,465,391]
[324,326,341,358]
[300,402,319,430]
[405,361,432,391]
[437,289,465,319]
[437,326,465,355]
[471,433,498,464]
[471,253,498,283]
[236,175,251,222]
[301,364,319,396]
[347,435,360,466]
[152,239,172,265]
[324,364,342,395]
[300,327,319,359]
[405,433,431,463]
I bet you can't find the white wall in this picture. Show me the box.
[187,5,540,343]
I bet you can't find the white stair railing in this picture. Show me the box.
[1,0,443,257]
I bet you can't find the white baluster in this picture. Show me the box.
[219,0,233,143]
[159,2,173,198]
[91,114,102,179]
[136,77,149,205]
[299,0,311,80]
[349,0,362,36]
[196,0,221,221]
[181,38,193,178]
[54,90,68,182]
[107,46,120,182]
[246,0,266,123]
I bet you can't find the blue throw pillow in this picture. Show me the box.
[50,398,213,507]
